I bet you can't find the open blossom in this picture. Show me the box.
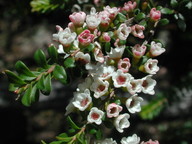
[107,46,125,59]
[69,11,86,26]
[131,24,145,39]
[126,94,143,113]
[112,69,133,88]
[94,138,117,144]
[118,58,131,73]
[141,75,156,95]
[78,30,95,46]
[53,26,77,47]
[150,8,161,21]
[149,41,165,57]
[72,89,92,111]
[114,113,130,133]
[122,1,137,12]
[127,79,142,95]
[99,11,111,27]
[117,23,131,40]
[106,103,123,118]
[97,65,116,80]
[86,7,101,30]
[121,134,140,144]
[141,140,159,144]
[90,78,109,98]
[75,51,91,64]
[87,107,104,125]
[132,44,147,58]
[103,6,119,19]
[144,59,159,75]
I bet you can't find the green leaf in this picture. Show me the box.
[117,13,127,23]
[34,49,48,69]
[21,84,39,106]
[49,141,65,144]
[41,140,47,144]
[5,70,26,86]
[85,43,95,52]
[139,20,147,27]
[158,18,169,26]
[135,13,146,21]
[64,57,75,68]
[43,74,52,95]
[15,61,36,77]
[53,65,67,84]
[37,74,45,91]
[9,83,19,92]
[170,0,178,8]
[48,44,58,63]
[67,116,81,130]
[139,96,167,120]
[96,129,102,140]
[177,19,186,32]
[160,8,174,14]
[104,42,111,53]
[89,129,97,135]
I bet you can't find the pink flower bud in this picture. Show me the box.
[132,44,147,58]
[102,32,111,42]
[123,1,137,12]
[131,24,145,39]
[141,139,159,144]
[150,8,161,21]
[78,30,95,46]
[69,11,86,27]
[118,58,131,73]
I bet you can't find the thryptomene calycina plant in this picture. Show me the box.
[5,0,169,143]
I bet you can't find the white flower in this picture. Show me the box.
[72,89,92,111]
[77,76,93,92]
[114,113,130,133]
[77,0,88,4]
[98,11,110,26]
[98,65,116,80]
[106,103,123,118]
[65,99,75,115]
[94,138,117,144]
[126,94,143,113]
[103,6,119,19]
[71,4,81,12]
[94,42,104,63]
[90,78,109,98]
[112,69,133,88]
[141,75,156,95]
[53,27,77,47]
[121,134,140,144]
[144,59,159,75]
[117,23,131,40]
[107,46,125,59]
[75,51,91,64]
[87,107,104,125]
[127,79,142,95]
[150,41,165,57]
[57,44,65,54]
[86,7,101,30]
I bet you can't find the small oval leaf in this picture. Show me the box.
[34,49,48,68]
[53,65,67,84]
[5,70,26,86]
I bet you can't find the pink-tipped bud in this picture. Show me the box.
[78,30,95,46]
[131,24,145,39]
[150,8,161,21]
[123,1,137,12]
[102,32,111,42]
[69,11,86,27]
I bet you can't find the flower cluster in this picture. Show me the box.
[52,1,164,143]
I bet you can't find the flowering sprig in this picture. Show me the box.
[5,0,167,143]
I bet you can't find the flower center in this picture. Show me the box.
[121,63,127,69]
[117,76,126,85]
[110,107,117,114]
[91,112,100,120]
[81,98,89,107]
[142,80,148,87]
[97,85,105,92]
